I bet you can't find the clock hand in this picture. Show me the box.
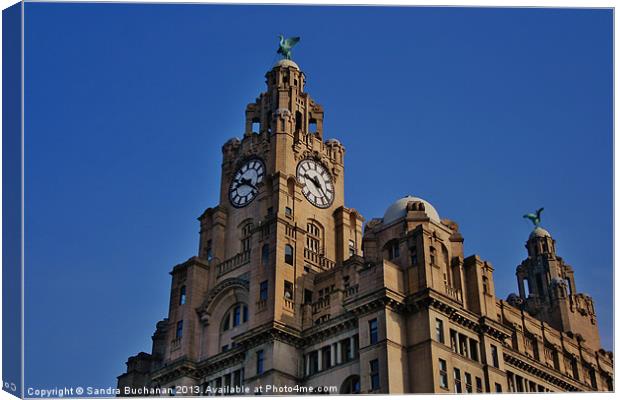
[304,173,317,188]
[312,176,324,191]
[240,177,257,190]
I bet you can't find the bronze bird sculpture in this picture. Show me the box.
[277,35,300,60]
[523,207,544,227]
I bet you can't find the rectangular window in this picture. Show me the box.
[494,383,502,393]
[571,357,579,380]
[469,338,479,361]
[256,350,264,375]
[260,281,268,301]
[233,305,241,326]
[475,377,483,393]
[435,318,444,344]
[308,351,319,375]
[438,359,448,389]
[516,375,524,392]
[224,373,231,390]
[284,280,293,299]
[589,368,597,389]
[349,240,356,256]
[507,372,515,392]
[304,289,313,304]
[222,344,229,352]
[458,334,468,357]
[388,242,400,260]
[261,244,269,266]
[233,370,242,388]
[175,320,183,339]
[369,319,378,345]
[285,206,292,217]
[179,286,186,305]
[491,344,499,368]
[465,372,472,393]
[206,240,213,261]
[285,245,294,265]
[341,338,352,362]
[450,329,458,352]
[321,346,331,370]
[453,368,462,393]
[370,359,380,391]
[410,245,418,266]
[242,304,248,323]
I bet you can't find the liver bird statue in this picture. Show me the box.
[277,35,300,60]
[523,207,544,227]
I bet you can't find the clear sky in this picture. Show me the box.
[24,3,612,391]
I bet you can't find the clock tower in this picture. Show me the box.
[129,57,364,392]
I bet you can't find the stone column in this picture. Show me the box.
[349,337,355,360]
[336,341,342,364]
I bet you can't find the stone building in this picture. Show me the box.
[117,59,613,395]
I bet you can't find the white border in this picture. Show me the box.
[0,1,615,400]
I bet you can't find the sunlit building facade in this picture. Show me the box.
[118,60,613,395]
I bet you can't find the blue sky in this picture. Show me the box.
[24,4,612,390]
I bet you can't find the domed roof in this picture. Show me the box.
[325,138,341,146]
[529,226,551,239]
[382,195,440,225]
[273,59,299,69]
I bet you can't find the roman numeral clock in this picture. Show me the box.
[228,158,265,208]
[296,159,335,208]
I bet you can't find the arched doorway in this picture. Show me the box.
[340,375,361,394]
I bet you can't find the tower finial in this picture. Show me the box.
[523,207,544,227]
[277,35,300,60]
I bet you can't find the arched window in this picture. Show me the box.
[241,222,253,252]
[285,244,294,265]
[221,303,249,332]
[261,244,269,266]
[219,302,249,353]
[341,375,360,394]
[306,222,321,253]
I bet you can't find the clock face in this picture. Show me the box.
[229,158,265,208]
[297,159,335,208]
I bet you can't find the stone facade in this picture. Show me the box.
[117,60,613,395]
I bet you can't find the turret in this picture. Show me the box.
[516,224,601,350]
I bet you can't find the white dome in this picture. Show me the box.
[529,227,551,239]
[382,195,440,224]
[273,59,299,69]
